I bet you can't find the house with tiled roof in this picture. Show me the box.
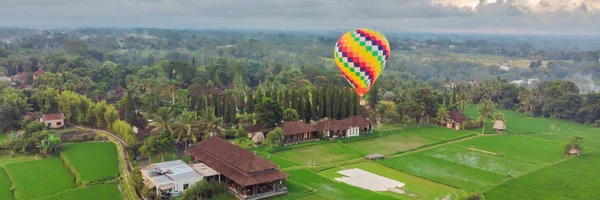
[39,112,65,128]
[278,121,318,145]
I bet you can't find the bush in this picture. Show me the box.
[237,128,248,139]
[94,135,106,141]
[180,181,228,200]
[141,186,156,199]
[225,129,237,139]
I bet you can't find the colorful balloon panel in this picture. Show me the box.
[334,28,390,97]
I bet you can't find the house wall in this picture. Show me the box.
[173,178,203,193]
[347,127,360,137]
[40,119,64,128]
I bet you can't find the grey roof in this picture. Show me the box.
[142,160,203,186]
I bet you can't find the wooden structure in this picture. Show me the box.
[187,137,288,200]
[244,124,273,140]
[279,121,318,145]
[446,110,467,130]
[39,112,65,129]
[493,120,506,132]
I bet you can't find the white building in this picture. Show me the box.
[141,160,214,197]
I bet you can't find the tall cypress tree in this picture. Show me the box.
[319,86,326,118]
[311,88,319,121]
[340,89,347,119]
[368,83,379,108]
[304,89,312,122]
[325,86,333,118]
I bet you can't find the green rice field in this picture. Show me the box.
[318,162,462,199]
[0,168,14,200]
[456,134,565,164]
[60,142,120,185]
[273,142,363,166]
[38,182,122,200]
[5,157,77,199]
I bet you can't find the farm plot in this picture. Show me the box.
[0,168,14,200]
[318,162,462,200]
[60,142,120,185]
[422,144,538,176]
[5,157,77,199]
[456,134,565,164]
[381,153,506,191]
[257,152,299,169]
[273,143,362,166]
[286,169,399,200]
[39,182,122,200]
[485,153,600,200]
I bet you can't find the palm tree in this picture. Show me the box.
[436,107,450,125]
[478,100,496,134]
[173,110,200,151]
[148,107,176,134]
[199,106,224,139]
[493,112,505,121]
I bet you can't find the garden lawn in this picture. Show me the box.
[5,157,77,199]
[61,142,119,184]
[422,144,538,176]
[318,162,462,200]
[456,134,565,164]
[39,182,122,200]
[485,153,600,200]
[0,168,14,200]
[381,153,505,191]
[273,143,362,166]
[285,169,399,200]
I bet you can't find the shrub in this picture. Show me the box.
[225,129,237,139]
[94,135,106,141]
[141,186,156,199]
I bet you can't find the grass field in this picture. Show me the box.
[318,162,462,200]
[456,134,565,164]
[38,182,122,200]
[422,144,537,177]
[257,152,299,169]
[273,143,362,166]
[286,169,399,200]
[344,127,474,155]
[60,142,120,185]
[0,168,14,200]
[5,157,77,199]
[485,153,600,200]
[0,154,39,167]
[381,153,506,191]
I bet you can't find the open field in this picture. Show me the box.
[273,143,362,166]
[394,51,564,69]
[422,144,537,177]
[344,127,474,156]
[318,162,462,200]
[60,142,119,184]
[0,168,14,200]
[5,157,77,199]
[381,153,506,191]
[485,153,600,200]
[286,169,399,200]
[0,154,39,167]
[456,134,565,164]
[257,152,299,169]
[38,182,122,200]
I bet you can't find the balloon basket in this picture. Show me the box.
[359,99,366,106]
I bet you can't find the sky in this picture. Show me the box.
[1,0,599,35]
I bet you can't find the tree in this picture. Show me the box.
[36,132,61,156]
[173,110,200,151]
[199,106,224,139]
[283,108,300,122]
[478,100,496,134]
[139,131,175,162]
[436,106,450,125]
[148,107,176,134]
[265,127,285,147]
[255,97,283,127]
[119,89,138,126]
[24,121,45,135]
[368,83,379,108]
[564,136,583,155]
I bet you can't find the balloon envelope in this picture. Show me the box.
[334,28,390,97]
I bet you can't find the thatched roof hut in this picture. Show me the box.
[252,132,265,144]
[568,147,581,156]
[493,120,506,132]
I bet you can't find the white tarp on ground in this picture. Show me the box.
[335,168,405,192]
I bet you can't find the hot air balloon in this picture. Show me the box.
[334,28,390,104]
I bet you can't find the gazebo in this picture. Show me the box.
[493,120,506,132]
[252,132,265,145]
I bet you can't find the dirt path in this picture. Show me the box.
[69,124,141,200]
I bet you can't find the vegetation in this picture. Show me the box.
[0,169,14,200]
[38,183,122,200]
[273,142,362,166]
[5,157,77,199]
[179,181,227,200]
[60,142,119,185]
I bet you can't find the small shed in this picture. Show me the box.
[40,112,65,129]
[365,154,385,160]
[493,120,506,132]
[568,147,581,156]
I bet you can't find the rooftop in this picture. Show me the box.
[141,160,203,186]
[40,112,65,121]
[279,121,318,135]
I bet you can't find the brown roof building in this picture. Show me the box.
[313,119,346,132]
[32,69,45,79]
[340,115,373,133]
[40,112,65,129]
[278,121,318,144]
[446,110,467,130]
[187,137,288,199]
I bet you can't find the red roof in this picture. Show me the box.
[340,115,371,127]
[313,119,347,132]
[187,137,288,186]
[278,121,318,135]
[244,124,273,133]
[33,69,45,76]
[11,72,28,81]
[41,112,65,121]
[449,110,467,123]
[114,85,125,92]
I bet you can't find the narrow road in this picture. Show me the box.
[69,123,140,200]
